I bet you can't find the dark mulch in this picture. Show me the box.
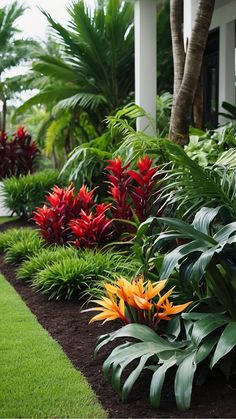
[1,220,236,418]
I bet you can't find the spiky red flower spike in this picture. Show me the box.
[128,155,160,222]
[33,183,96,245]
[69,203,113,248]
[106,156,132,223]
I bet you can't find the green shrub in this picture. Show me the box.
[32,250,139,300]
[0,228,37,253]
[2,169,64,218]
[4,231,44,265]
[17,246,79,281]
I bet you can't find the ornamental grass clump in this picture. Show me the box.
[32,250,139,300]
[2,169,61,218]
[4,232,44,265]
[17,246,79,281]
[0,228,38,253]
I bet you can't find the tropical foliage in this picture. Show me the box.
[0,127,40,180]
[0,1,38,131]
[2,169,62,218]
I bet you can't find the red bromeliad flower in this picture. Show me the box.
[33,184,96,245]
[106,155,164,226]
[70,203,113,248]
[16,126,27,140]
[128,155,162,222]
[106,156,132,223]
[0,127,39,180]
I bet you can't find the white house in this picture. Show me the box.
[135,0,236,132]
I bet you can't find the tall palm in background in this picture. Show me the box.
[16,0,134,134]
[14,0,173,167]
[0,1,38,131]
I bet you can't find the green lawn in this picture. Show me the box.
[0,274,107,418]
[0,216,18,224]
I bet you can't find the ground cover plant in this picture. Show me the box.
[0,127,40,180]
[0,227,40,253]
[17,246,79,281]
[0,273,106,418]
[30,250,139,300]
[2,169,63,218]
[4,232,44,265]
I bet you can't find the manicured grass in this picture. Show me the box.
[0,274,107,418]
[0,216,18,224]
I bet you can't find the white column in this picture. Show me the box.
[219,20,235,122]
[135,0,157,135]
[183,0,198,48]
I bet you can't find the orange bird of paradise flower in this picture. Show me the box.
[86,276,192,329]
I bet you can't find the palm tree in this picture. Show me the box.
[0,1,38,131]
[169,0,215,145]
[16,0,134,134]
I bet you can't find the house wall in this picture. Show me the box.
[184,0,236,122]
[134,0,157,135]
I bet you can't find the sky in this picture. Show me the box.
[0,0,97,40]
[0,0,96,80]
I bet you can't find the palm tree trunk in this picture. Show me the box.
[2,99,7,132]
[169,0,215,145]
[170,0,185,98]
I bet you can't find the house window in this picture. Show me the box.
[202,28,219,128]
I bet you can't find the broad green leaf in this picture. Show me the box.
[187,247,217,285]
[150,358,176,408]
[191,314,229,346]
[103,342,159,378]
[136,217,156,240]
[121,354,151,401]
[156,217,217,245]
[195,335,219,363]
[213,222,236,242]
[192,206,222,235]
[99,324,172,347]
[175,352,197,411]
[211,321,236,368]
[182,312,211,321]
[160,240,207,280]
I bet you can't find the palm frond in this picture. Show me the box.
[52,92,107,115]
[44,113,72,157]
[160,140,236,219]
[33,55,77,82]
[14,87,79,115]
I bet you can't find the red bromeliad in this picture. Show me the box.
[0,127,39,180]
[69,203,113,248]
[106,157,132,222]
[128,155,163,222]
[33,184,96,245]
[106,155,163,225]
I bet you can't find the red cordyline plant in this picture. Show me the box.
[69,203,114,248]
[33,184,113,247]
[0,127,39,180]
[33,184,95,245]
[106,155,163,226]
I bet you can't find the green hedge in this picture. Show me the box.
[2,170,65,218]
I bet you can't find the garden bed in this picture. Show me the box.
[1,219,236,418]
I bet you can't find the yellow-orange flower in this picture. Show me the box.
[88,276,192,327]
[105,276,167,310]
[88,293,127,324]
[154,288,192,320]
